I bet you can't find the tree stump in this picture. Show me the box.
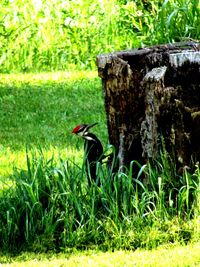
[96,42,200,170]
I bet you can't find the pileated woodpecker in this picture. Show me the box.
[72,123,103,185]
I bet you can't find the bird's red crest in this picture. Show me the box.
[72,125,81,133]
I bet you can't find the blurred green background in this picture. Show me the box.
[0,0,199,73]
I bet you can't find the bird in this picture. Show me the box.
[72,123,104,185]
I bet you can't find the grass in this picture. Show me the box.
[0,71,107,175]
[0,72,200,255]
[0,243,200,266]
[0,146,199,252]
[0,71,107,148]
[0,0,199,262]
[0,71,199,262]
[0,0,199,72]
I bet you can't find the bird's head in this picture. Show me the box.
[72,123,98,137]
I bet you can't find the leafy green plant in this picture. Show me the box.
[0,0,199,72]
[155,0,199,43]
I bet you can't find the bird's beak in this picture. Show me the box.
[88,122,98,130]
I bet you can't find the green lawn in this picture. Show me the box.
[1,243,200,267]
[0,71,107,176]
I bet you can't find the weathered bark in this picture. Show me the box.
[97,42,200,170]
[141,66,167,160]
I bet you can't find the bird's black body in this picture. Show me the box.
[83,132,103,185]
[72,123,103,185]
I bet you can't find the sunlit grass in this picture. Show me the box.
[0,71,98,85]
[1,242,200,267]
[0,146,82,177]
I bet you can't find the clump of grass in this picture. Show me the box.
[0,148,199,253]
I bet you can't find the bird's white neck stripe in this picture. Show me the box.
[84,136,95,141]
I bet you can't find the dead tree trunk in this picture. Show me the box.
[97,42,200,171]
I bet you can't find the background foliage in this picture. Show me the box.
[0,0,199,72]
